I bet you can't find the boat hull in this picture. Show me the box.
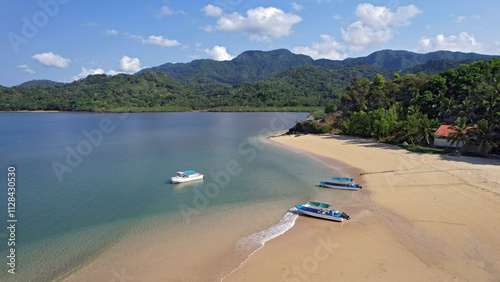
[296,205,347,222]
[320,181,361,190]
[298,209,344,221]
[171,174,204,183]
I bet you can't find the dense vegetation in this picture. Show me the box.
[18,79,66,87]
[0,72,192,112]
[139,49,497,93]
[1,49,498,115]
[336,58,500,154]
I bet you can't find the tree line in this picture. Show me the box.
[336,58,500,154]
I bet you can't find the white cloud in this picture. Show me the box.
[292,2,303,11]
[143,35,180,47]
[416,32,483,53]
[32,52,71,68]
[74,67,105,80]
[156,6,185,19]
[202,4,223,17]
[107,69,124,76]
[204,45,234,61]
[293,35,347,60]
[17,64,35,74]
[215,6,302,42]
[73,56,139,81]
[119,55,142,72]
[341,3,421,52]
[201,25,215,32]
[333,14,342,20]
[103,29,119,36]
[130,34,181,48]
[452,14,466,23]
[84,22,99,27]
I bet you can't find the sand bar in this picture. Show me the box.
[226,134,500,281]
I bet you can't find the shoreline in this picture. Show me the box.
[1,109,315,114]
[226,134,500,281]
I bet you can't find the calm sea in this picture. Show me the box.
[0,112,342,281]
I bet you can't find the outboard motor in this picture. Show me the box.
[341,212,351,220]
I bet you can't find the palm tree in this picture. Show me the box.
[447,117,472,150]
[470,119,498,155]
[419,115,439,146]
[439,97,456,123]
[483,91,499,121]
[458,98,476,123]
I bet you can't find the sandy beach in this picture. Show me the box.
[226,134,500,281]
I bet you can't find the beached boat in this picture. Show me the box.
[296,201,350,222]
[319,181,362,190]
[319,177,362,190]
[331,177,354,182]
[170,170,204,183]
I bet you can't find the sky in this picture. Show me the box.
[1,0,500,87]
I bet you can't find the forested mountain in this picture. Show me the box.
[2,49,499,113]
[0,72,192,112]
[137,49,314,87]
[323,49,497,69]
[18,80,66,87]
[197,63,394,109]
[138,49,498,88]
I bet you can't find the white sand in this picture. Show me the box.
[226,134,500,281]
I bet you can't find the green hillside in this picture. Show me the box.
[2,49,499,113]
[18,80,66,87]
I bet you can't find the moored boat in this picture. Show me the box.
[296,201,350,222]
[171,170,204,183]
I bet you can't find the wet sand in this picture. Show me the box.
[226,134,500,281]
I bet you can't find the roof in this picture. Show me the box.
[434,125,475,137]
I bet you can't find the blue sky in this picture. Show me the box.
[1,0,499,86]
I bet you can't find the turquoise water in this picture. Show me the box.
[0,112,339,281]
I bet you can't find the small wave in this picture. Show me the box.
[236,207,299,251]
[221,207,298,281]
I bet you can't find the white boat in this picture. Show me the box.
[295,201,350,222]
[170,170,204,183]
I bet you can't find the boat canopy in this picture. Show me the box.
[331,177,353,182]
[183,170,196,174]
[307,201,332,208]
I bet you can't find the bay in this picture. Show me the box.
[0,112,340,281]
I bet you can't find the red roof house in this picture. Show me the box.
[434,125,474,147]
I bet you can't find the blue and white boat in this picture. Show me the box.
[296,201,350,222]
[171,170,204,183]
[320,177,363,190]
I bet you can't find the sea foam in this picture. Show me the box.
[221,207,298,280]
